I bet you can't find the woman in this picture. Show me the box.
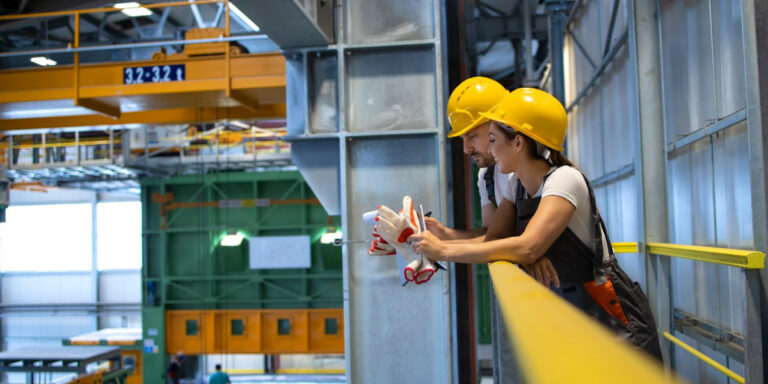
[408,88,662,358]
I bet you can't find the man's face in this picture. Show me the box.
[461,121,496,168]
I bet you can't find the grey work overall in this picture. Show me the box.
[513,168,662,359]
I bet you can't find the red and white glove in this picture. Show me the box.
[377,196,429,282]
[376,196,420,244]
[414,255,437,284]
[368,226,396,256]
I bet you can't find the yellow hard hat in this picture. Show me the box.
[446,77,509,138]
[480,88,568,152]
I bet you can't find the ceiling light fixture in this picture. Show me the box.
[115,2,153,17]
[30,56,57,66]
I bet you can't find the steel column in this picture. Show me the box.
[523,0,536,86]
[445,0,477,382]
[741,0,768,380]
[632,0,673,369]
[544,0,573,103]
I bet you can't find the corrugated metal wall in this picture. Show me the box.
[564,1,644,286]
[565,0,753,381]
[660,0,750,380]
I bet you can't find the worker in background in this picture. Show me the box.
[425,76,559,285]
[409,88,662,358]
[209,364,231,384]
[166,355,181,384]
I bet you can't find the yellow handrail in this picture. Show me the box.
[647,242,765,269]
[663,331,745,384]
[612,242,638,253]
[489,261,673,384]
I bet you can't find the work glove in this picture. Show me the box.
[377,196,424,281]
[414,255,437,284]
[368,226,396,256]
[376,196,420,244]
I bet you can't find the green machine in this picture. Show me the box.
[140,171,342,382]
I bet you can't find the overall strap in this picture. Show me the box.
[484,164,497,207]
[580,173,615,284]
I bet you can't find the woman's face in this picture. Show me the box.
[489,121,519,174]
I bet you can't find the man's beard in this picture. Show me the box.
[468,152,494,168]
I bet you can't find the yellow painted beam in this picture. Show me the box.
[0,53,286,127]
[229,90,260,111]
[0,1,224,20]
[489,261,673,384]
[663,332,744,384]
[612,242,638,254]
[0,105,285,131]
[647,242,765,269]
[76,98,121,119]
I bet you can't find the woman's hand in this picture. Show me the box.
[523,257,560,288]
[408,231,449,261]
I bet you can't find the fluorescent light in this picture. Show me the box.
[221,232,244,247]
[30,56,56,66]
[115,2,152,17]
[229,3,260,32]
[320,229,342,245]
[114,2,141,8]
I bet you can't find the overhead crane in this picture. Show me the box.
[0,51,286,131]
[0,1,287,132]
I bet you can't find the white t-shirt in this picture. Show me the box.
[477,166,515,207]
[501,166,607,254]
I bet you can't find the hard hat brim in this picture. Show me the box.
[447,117,490,138]
[479,112,565,152]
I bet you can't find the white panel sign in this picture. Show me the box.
[249,235,311,269]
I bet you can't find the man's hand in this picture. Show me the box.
[523,257,560,288]
[424,216,451,240]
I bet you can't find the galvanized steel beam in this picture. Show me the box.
[545,0,573,103]
[741,0,768,381]
[631,0,673,369]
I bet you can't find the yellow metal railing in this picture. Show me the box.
[489,261,672,384]
[647,242,765,269]
[663,332,745,384]
[612,241,764,383]
[612,242,638,253]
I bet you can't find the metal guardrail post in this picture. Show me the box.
[744,269,763,383]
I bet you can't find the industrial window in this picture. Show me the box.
[231,319,244,336]
[0,204,92,271]
[325,318,338,335]
[97,201,142,270]
[185,320,198,336]
[277,318,291,335]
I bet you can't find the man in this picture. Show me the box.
[209,364,231,384]
[166,355,180,384]
[426,76,558,285]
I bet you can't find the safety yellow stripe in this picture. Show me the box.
[647,242,765,269]
[221,368,345,374]
[612,242,638,254]
[663,332,744,384]
[488,261,671,384]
